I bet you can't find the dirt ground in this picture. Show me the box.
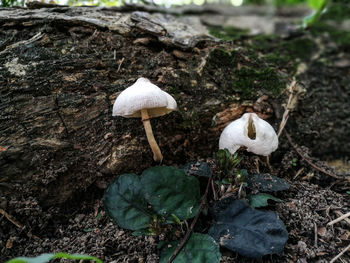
[1,148,349,263]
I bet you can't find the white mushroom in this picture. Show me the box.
[113,77,177,162]
[219,112,278,156]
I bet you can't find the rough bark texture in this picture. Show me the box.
[0,4,297,207]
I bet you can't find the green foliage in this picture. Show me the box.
[233,66,286,97]
[104,166,201,232]
[274,0,305,5]
[302,0,329,29]
[1,0,23,7]
[103,174,153,230]
[214,149,241,173]
[249,35,316,74]
[247,193,283,208]
[141,166,200,220]
[159,233,221,263]
[323,1,350,22]
[309,22,350,51]
[5,253,102,263]
[207,49,237,68]
[209,26,249,41]
[307,0,327,9]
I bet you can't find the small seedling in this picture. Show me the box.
[214,149,242,173]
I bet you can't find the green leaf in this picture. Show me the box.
[171,214,181,225]
[346,191,350,195]
[141,166,200,220]
[103,174,152,230]
[160,233,221,263]
[247,193,283,208]
[307,0,326,10]
[5,253,102,263]
[303,0,329,29]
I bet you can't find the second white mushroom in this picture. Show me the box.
[219,112,278,156]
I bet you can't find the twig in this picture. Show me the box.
[284,130,340,179]
[277,80,295,137]
[334,211,350,226]
[277,80,305,137]
[211,179,217,200]
[0,208,23,229]
[0,32,43,55]
[166,168,214,263]
[314,223,318,248]
[117,57,125,72]
[327,212,350,226]
[330,243,350,263]
[293,167,304,180]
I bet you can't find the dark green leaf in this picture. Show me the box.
[182,162,211,178]
[160,233,221,263]
[245,173,290,192]
[209,198,288,259]
[103,174,152,230]
[247,193,283,208]
[141,166,200,220]
[5,253,102,263]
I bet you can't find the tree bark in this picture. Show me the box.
[0,3,347,210]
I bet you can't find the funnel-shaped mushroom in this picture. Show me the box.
[219,113,278,156]
[113,77,177,162]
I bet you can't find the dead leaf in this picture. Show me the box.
[6,237,14,249]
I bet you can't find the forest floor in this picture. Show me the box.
[1,150,349,263]
[1,2,350,263]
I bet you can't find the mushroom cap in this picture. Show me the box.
[219,112,278,156]
[112,77,177,118]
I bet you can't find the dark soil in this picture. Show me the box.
[1,149,349,263]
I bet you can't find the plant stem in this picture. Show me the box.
[166,166,214,263]
[141,109,163,162]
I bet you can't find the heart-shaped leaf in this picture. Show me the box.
[209,198,288,259]
[245,173,290,192]
[247,193,283,208]
[160,233,221,263]
[141,166,200,220]
[103,174,152,230]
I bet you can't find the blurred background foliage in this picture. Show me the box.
[0,0,327,8]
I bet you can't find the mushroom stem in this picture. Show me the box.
[141,109,163,162]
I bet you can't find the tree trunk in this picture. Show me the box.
[0,4,289,207]
[1,3,348,208]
